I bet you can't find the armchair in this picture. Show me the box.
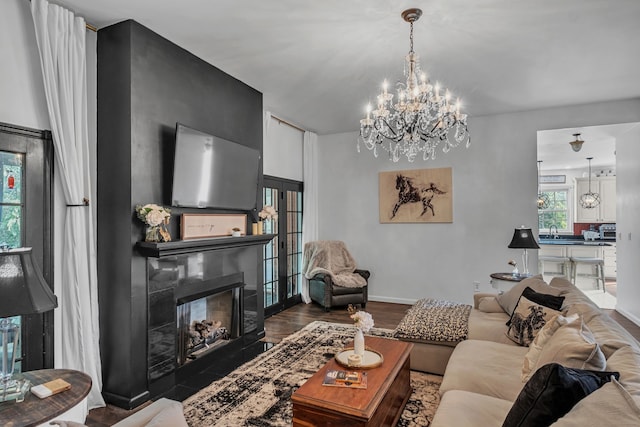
[302,241,369,312]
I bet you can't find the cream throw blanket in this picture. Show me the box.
[302,241,367,288]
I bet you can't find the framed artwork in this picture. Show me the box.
[539,175,566,184]
[181,213,247,239]
[379,167,453,223]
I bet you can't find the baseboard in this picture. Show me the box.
[103,390,151,410]
[368,295,418,305]
[615,306,640,328]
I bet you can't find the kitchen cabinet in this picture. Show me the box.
[575,176,616,222]
[539,244,615,280]
[603,244,616,278]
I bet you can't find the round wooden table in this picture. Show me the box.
[490,272,526,293]
[0,369,91,427]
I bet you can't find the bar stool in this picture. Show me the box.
[570,257,605,292]
[538,256,572,278]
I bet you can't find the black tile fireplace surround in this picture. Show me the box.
[138,235,273,401]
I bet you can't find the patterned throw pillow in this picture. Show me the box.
[506,294,562,346]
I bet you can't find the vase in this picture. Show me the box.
[354,328,365,356]
[145,225,161,242]
[257,221,263,235]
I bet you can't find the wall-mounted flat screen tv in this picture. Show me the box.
[171,123,260,210]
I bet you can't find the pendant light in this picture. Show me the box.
[537,160,550,209]
[579,157,600,209]
[569,133,584,152]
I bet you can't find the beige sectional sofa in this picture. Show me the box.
[407,276,640,426]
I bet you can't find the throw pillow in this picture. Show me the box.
[529,316,606,374]
[505,294,562,346]
[502,363,619,427]
[506,287,566,326]
[522,313,579,382]
[496,276,562,317]
[550,378,640,426]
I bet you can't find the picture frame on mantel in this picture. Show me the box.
[181,213,247,239]
[379,167,453,223]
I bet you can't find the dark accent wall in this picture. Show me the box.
[97,20,263,409]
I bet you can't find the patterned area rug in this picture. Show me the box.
[183,321,442,426]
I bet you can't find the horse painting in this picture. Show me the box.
[390,174,447,219]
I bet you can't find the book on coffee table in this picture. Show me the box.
[322,370,367,389]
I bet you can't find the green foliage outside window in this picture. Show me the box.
[1,153,23,249]
[538,190,569,232]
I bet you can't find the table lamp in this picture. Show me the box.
[0,247,58,402]
[508,227,540,277]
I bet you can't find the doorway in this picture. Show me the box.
[536,123,634,309]
[262,176,303,317]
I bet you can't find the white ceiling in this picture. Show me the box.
[537,123,637,172]
[56,0,640,136]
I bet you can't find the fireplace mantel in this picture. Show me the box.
[136,234,275,258]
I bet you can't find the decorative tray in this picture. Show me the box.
[335,348,384,369]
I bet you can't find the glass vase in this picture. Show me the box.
[354,328,365,356]
[145,225,160,242]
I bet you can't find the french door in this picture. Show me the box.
[0,123,54,372]
[263,177,303,317]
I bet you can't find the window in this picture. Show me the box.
[262,177,303,317]
[538,189,570,232]
[0,123,53,372]
[0,151,23,249]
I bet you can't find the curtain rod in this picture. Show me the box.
[28,0,97,32]
[271,115,305,133]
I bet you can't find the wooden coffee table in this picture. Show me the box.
[292,336,413,427]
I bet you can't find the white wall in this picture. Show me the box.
[615,124,640,325]
[263,114,303,181]
[1,0,49,129]
[317,99,640,307]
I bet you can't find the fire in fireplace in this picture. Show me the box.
[176,273,244,366]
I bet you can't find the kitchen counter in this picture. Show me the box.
[539,239,614,246]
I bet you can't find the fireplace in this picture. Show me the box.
[176,274,244,366]
[145,243,267,397]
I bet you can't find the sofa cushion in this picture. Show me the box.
[522,314,579,381]
[550,378,640,426]
[468,309,516,345]
[440,340,529,401]
[526,316,606,376]
[478,296,505,313]
[431,390,513,427]
[606,345,640,395]
[505,292,562,346]
[145,402,189,427]
[502,363,619,427]
[496,276,562,316]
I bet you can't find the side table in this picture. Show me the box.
[489,272,525,294]
[0,369,92,427]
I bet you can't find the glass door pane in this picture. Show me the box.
[1,150,24,374]
[263,177,303,317]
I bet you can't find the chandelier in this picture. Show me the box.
[537,160,550,209]
[580,157,600,209]
[358,8,470,162]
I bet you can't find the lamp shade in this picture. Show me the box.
[508,228,540,249]
[0,248,57,318]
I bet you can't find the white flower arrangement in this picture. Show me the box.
[136,203,171,227]
[348,305,374,333]
[258,205,278,221]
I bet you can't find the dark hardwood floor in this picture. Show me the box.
[85,300,640,426]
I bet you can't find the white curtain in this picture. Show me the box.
[301,131,319,303]
[31,0,105,410]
